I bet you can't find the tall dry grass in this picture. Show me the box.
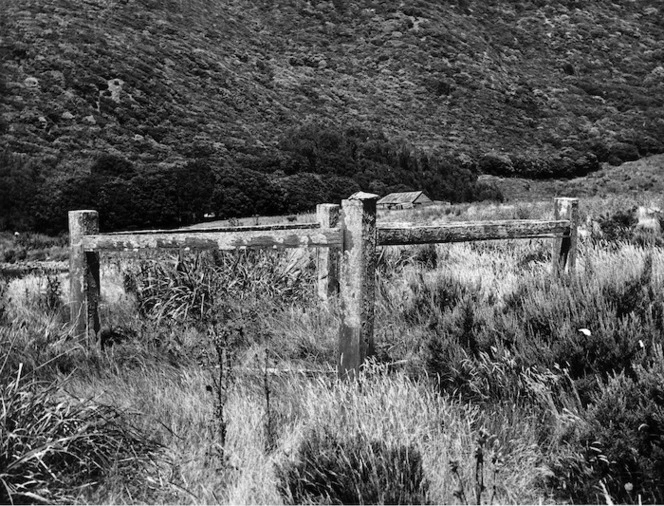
[0,331,162,504]
[2,196,664,504]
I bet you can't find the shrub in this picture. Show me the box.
[2,248,26,263]
[549,357,664,504]
[606,142,640,166]
[277,429,429,505]
[594,208,638,244]
[478,153,514,176]
[422,251,663,405]
[471,180,505,202]
[478,151,599,180]
[0,152,40,231]
[89,153,135,180]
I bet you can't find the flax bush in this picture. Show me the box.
[127,249,315,326]
[129,253,217,323]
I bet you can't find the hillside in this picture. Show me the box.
[482,153,664,202]
[2,0,664,230]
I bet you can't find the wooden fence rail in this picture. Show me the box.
[69,196,579,379]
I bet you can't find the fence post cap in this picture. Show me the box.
[553,197,579,215]
[347,191,379,201]
[553,197,579,206]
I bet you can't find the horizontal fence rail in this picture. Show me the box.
[81,227,341,252]
[83,220,571,251]
[378,219,572,246]
[104,222,321,235]
[69,196,579,379]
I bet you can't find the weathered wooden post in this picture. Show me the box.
[552,197,579,275]
[69,210,101,344]
[338,193,378,379]
[317,203,341,301]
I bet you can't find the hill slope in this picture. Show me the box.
[2,0,664,229]
[482,153,664,202]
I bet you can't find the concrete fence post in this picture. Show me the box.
[69,210,101,344]
[316,203,340,301]
[338,193,379,380]
[552,197,579,276]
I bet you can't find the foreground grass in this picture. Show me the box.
[2,196,664,504]
[4,339,549,504]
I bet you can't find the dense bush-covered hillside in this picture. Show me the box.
[2,0,664,230]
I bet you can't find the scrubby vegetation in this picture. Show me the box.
[3,0,664,231]
[0,128,503,233]
[2,196,664,504]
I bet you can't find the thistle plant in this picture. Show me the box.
[450,429,502,505]
[207,322,241,461]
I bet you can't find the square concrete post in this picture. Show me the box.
[338,193,379,379]
[316,203,340,301]
[552,197,579,276]
[69,210,101,345]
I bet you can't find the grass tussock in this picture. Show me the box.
[277,428,429,504]
[0,356,160,504]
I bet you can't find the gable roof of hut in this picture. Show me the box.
[377,191,430,205]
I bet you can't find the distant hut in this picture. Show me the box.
[377,191,433,210]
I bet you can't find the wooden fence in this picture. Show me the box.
[69,195,579,379]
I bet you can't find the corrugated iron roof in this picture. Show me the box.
[377,191,427,205]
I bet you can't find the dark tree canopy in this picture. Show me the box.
[17,123,504,233]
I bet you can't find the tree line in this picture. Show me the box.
[0,123,503,234]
